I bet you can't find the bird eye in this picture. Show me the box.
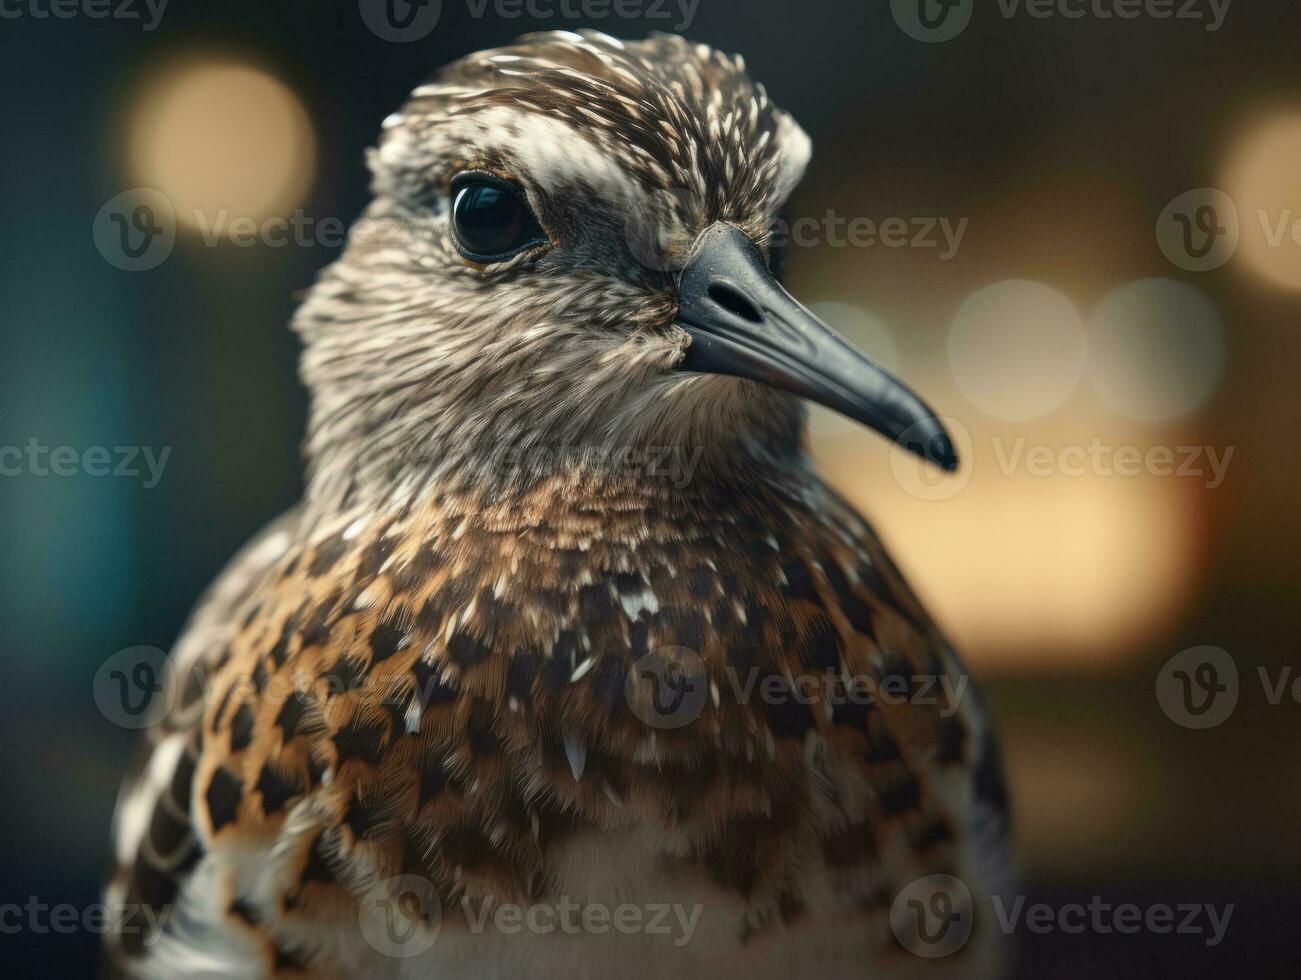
[449,172,548,263]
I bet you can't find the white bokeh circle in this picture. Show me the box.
[948,280,1087,421]
[1086,279,1226,422]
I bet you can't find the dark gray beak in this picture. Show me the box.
[675,223,958,471]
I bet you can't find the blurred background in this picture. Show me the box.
[2,0,1299,975]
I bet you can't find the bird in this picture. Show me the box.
[104,30,1013,980]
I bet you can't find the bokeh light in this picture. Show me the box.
[126,58,317,234]
[947,280,1088,421]
[1086,279,1227,422]
[816,421,1205,668]
[1223,112,1301,292]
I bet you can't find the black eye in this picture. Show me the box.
[449,173,548,263]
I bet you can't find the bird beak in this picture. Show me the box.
[674,223,958,471]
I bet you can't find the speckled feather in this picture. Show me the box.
[105,31,1011,980]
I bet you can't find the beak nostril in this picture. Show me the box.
[677,222,955,471]
[707,282,764,324]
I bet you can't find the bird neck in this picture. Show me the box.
[299,379,813,526]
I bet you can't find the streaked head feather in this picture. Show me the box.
[294,32,814,515]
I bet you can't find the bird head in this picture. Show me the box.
[294,31,955,506]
